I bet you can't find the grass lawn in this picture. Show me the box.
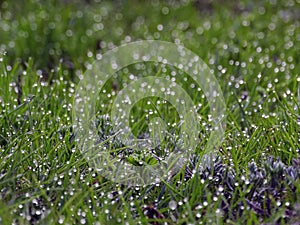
[0,0,300,224]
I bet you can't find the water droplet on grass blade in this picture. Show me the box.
[169,200,177,210]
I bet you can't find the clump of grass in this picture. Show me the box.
[182,155,300,224]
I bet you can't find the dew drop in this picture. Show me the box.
[58,216,65,224]
[169,200,177,210]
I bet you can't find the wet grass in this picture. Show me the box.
[0,0,300,224]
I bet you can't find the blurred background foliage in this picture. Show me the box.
[1,0,299,73]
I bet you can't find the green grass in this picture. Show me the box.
[0,0,300,224]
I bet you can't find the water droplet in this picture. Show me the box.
[277,201,281,206]
[285,202,290,206]
[58,216,65,224]
[169,200,177,210]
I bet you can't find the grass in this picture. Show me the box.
[0,0,300,224]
